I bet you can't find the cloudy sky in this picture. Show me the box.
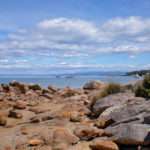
[0,0,150,73]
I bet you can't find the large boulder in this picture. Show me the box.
[92,92,138,116]
[105,123,150,146]
[97,99,150,127]
[83,80,105,90]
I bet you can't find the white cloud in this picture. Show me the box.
[0,16,150,70]
[102,16,150,35]
[38,18,98,36]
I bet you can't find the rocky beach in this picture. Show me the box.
[0,78,150,150]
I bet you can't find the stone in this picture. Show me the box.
[83,80,105,90]
[105,123,150,145]
[9,81,27,94]
[95,117,114,128]
[52,127,79,148]
[8,110,23,119]
[30,112,53,123]
[42,93,53,99]
[28,139,43,146]
[70,111,82,122]
[68,141,91,150]
[74,126,105,140]
[58,87,82,97]
[48,85,58,93]
[1,84,10,92]
[143,114,150,124]
[0,115,7,126]
[90,140,119,150]
[13,100,27,109]
[29,103,51,114]
[98,99,150,126]
[92,92,140,116]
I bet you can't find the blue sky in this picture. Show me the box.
[0,0,150,73]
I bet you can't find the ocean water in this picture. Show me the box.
[0,74,139,88]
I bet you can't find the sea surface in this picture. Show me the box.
[0,73,140,88]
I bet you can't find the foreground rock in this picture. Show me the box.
[0,81,150,150]
[106,123,150,145]
[97,98,149,127]
[92,92,135,116]
[90,139,119,150]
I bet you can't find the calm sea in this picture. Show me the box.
[0,74,139,88]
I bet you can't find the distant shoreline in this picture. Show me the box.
[126,69,150,77]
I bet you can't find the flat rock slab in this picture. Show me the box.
[106,123,150,146]
[92,92,136,116]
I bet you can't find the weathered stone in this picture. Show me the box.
[13,100,27,109]
[48,85,58,93]
[29,105,51,114]
[52,127,79,148]
[8,110,23,119]
[58,87,82,97]
[1,84,10,92]
[0,115,7,126]
[106,123,150,145]
[90,139,119,150]
[28,139,43,146]
[98,100,150,126]
[74,126,105,140]
[9,81,27,94]
[83,80,105,90]
[92,92,141,116]
[95,117,114,128]
[68,141,91,150]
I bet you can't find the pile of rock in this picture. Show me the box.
[0,80,149,150]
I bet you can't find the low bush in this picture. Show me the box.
[100,83,122,97]
[89,82,122,110]
[135,74,150,99]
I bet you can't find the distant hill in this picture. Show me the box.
[126,70,150,76]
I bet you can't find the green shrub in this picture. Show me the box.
[101,83,122,97]
[135,74,150,99]
[29,84,42,91]
[143,74,150,89]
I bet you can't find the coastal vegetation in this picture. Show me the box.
[135,74,150,99]
[100,82,122,97]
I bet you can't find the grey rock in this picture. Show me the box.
[105,123,150,145]
[98,100,150,126]
[92,92,137,116]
